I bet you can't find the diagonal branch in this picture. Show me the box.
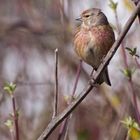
[37,2,140,140]
[57,60,82,140]
[132,0,140,22]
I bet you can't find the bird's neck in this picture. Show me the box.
[81,21,109,32]
[81,23,92,31]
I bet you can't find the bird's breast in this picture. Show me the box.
[74,25,115,68]
[74,29,90,59]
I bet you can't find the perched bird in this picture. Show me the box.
[74,8,115,86]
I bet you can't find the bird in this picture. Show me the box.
[74,8,115,86]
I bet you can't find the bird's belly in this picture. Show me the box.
[74,32,102,69]
[84,45,101,69]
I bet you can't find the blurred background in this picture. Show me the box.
[0,0,140,140]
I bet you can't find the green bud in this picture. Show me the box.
[109,0,118,11]
[126,47,139,58]
[4,82,16,96]
[4,119,14,131]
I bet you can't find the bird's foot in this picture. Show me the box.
[89,77,99,87]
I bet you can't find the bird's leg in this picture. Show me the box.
[89,68,99,87]
[89,77,99,87]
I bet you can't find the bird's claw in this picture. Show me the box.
[89,78,95,86]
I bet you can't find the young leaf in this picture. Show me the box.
[5,119,14,132]
[4,82,16,96]
[109,0,118,11]
[121,68,135,79]
[121,116,139,129]
[121,117,140,140]
[126,47,139,58]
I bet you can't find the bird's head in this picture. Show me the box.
[77,8,109,28]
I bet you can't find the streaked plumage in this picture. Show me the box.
[74,8,115,85]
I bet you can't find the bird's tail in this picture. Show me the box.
[97,67,111,86]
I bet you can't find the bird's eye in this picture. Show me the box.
[84,15,90,18]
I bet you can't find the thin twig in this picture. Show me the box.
[12,96,19,140]
[130,1,140,123]
[52,48,59,119]
[114,5,128,67]
[134,57,140,68]
[37,2,140,140]
[110,93,130,140]
[63,114,72,140]
[57,60,82,140]
[57,117,69,140]
[114,9,121,34]
[57,119,68,140]
[125,132,129,140]
[114,2,140,124]
[129,79,140,123]
[71,60,82,98]
[10,131,15,140]
[132,0,140,22]
[131,0,140,69]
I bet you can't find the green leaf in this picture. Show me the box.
[126,47,132,52]
[10,109,20,118]
[121,116,140,140]
[133,48,136,54]
[121,116,139,129]
[4,86,12,95]
[4,119,14,131]
[125,47,139,58]
[121,68,135,79]
[122,69,131,79]
[16,109,20,117]
[108,0,118,11]
[4,82,16,96]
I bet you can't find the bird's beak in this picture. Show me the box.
[75,17,82,21]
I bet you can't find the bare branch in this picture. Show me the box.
[71,60,82,98]
[57,60,82,140]
[37,2,140,140]
[114,0,140,124]
[12,96,19,140]
[132,0,140,22]
[52,48,59,119]
[110,6,140,123]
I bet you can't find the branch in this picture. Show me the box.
[57,60,82,140]
[12,96,19,140]
[114,0,140,123]
[37,2,140,140]
[71,60,82,98]
[132,0,140,22]
[52,48,59,119]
